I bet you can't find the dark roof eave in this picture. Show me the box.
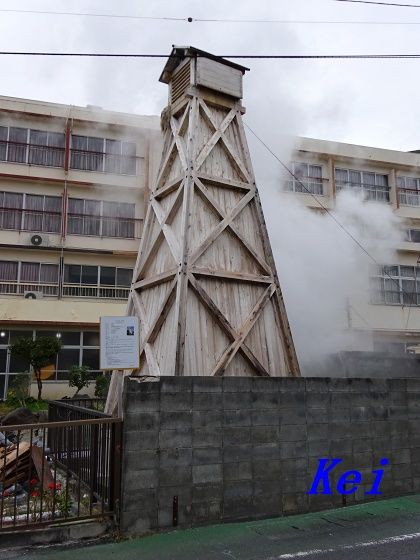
[159,45,249,84]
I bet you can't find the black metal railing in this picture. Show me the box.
[0,401,121,532]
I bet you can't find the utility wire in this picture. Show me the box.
[2,9,420,24]
[244,122,412,307]
[3,52,420,59]
[334,0,420,6]
[0,10,185,21]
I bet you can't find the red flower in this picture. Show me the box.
[48,482,62,491]
[31,491,40,498]
[29,478,37,486]
[3,490,9,497]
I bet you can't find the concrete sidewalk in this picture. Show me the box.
[6,495,420,559]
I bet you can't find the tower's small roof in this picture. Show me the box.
[159,46,250,84]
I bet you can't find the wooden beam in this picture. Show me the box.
[188,273,271,377]
[212,284,275,376]
[190,267,273,284]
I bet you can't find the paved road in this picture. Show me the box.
[4,495,420,560]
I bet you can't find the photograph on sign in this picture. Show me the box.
[100,316,140,370]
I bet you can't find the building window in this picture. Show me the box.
[371,264,420,306]
[397,176,420,207]
[0,260,59,295]
[0,329,100,383]
[70,135,137,175]
[0,126,65,167]
[407,229,420,243]
[62,264,132,299]
[67,198,136,238]
[335,168,390,202]
[0,191,23,230]
[0,261,18,293]
[0,191,62,233]
[0,260,131,299]
[284,162,324,195]
[28,130,65,167]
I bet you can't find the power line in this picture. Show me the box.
[334,0,420,7]
[2,52,420,59]
[2,9,420,24]
[0,9,185,21]
[244,122,411,306]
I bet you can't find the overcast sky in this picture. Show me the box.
[1,0,420,151]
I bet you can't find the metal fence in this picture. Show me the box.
[0,400,121,531]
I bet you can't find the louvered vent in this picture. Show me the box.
[171,62,191,104]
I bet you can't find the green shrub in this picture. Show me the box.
[95,374,110,398]
[6,373,31,407]
[68,365,92,395]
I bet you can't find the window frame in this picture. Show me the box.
[284,162,324,195]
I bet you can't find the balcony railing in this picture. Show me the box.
[397,187,420,207]
[62,284,130,299]
[283,176,328,195]
[0,140,65,168]
[0,281,130,300]
[0,207,62,234]
[0,140,136,175]
[0,281,58,296]
[0,207,143,239]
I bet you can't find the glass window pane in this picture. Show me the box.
[23,194,43,231]
[81,265,98,285]
[83,331,100,346]
[100,267,115,286]
[382,265,399,277]
[400,266,415,278]
[376,174,388,187]
[82,348,99,370]
[0,331,9,345]
[363,172,375,186]
[20,262,39,283]
[294,163,307,178]
[67,198,84,235]
[0,348,7,371]
[87,137,104,172]
[0,261,18,281]
[70,135,88,170]
[64,264,81,284]
[8,127,27,163]
[29,130,48,165]
[105,139,121,174]
[335,168,348,184]
[0,126,7,161]
[56,331,80,345]
[2,192,23,229]
[57,348,80,370]
[121,142,136,175]
[117,268,132,287]
[36,331,63,344]
[349,170,361,185]
[9,352,31,373]
[10,330,33,342]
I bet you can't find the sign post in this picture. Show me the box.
[100,316,140,371]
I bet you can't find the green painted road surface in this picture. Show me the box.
[7,495,420,559]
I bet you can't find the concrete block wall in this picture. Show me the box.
[120,376,420,535]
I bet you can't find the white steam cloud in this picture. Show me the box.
[258,179,404,375]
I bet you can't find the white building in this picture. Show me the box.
[0,95,161,399]
[286,137,420,363]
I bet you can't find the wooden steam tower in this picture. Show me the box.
[112,47,299,397]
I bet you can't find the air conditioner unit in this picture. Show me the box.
[29,234,49,247]
[24,291,44,300]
